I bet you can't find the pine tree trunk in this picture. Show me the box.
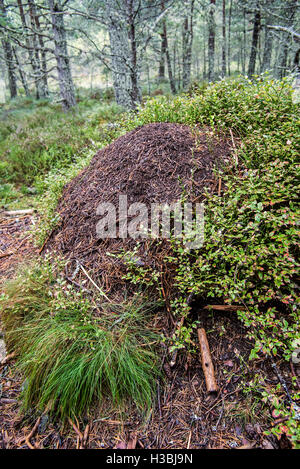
[13,47,30,96]
[17,0,41,99]
[261,27,273,73]
[277,0,298,78]
[31,0,49,97]
[222,0,226,78]
[0,0,17,98]
[242,7,246,74]
[248,3,261,77]
[208,0,216,82]
[182,0,194,90]
[166,31,177,94]
[127,0,142,107]
[48,0,76,111]
[227,0,232,76]
[104,0,140,110]
[158,2,167,82]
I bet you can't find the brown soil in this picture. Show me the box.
[45,123,231,296]
[0,213,38,284]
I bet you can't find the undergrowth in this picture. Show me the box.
[1,75,299,439]
[0,98,123,186]
[0,258,160,419]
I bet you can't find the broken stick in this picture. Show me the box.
[203,305,246,312]
[197,328,218,394]
[4,209,34,217]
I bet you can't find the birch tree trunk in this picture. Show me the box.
[48,0,76,110]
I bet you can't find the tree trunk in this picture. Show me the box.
[248,3,261,77]
[227,0,233,76]
[208,0,216,82]
[261,26,273,73]
[104,0,140,110]
[30,0,49,97]
[158,1,167,82]
[127,0,142,107]
[0,0,17,98]
[221,0,226,78]
[277,0,298,78]
[17,0,40,99]
[13,47,30,96]
[165,28,177,94]
[182,0,195,90]
[242,8,246,74]
[48,0,76,110]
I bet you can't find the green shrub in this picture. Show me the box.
[121,77,300,360]
[125,75,299,167]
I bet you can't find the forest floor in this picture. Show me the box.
[0,80,299,450]
[0,210,296,450]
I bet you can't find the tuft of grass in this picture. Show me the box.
[0,258,161,419]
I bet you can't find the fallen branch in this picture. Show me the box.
[0,398,18,404]
[203,305,246,312]
[25,417,41,450]
[197,328,219,394]
[0,352,16,365]
[4,209,34,217]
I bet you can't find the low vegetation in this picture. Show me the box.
[1,258,160,419]
[0,76,299,444]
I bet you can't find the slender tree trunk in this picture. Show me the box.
[261,27,273,73]
[208,0,216,82]
[248,3,261,76]
[203,22,207,79]
[165,23,177,94]
[48,0,76,110]
[28,0,46,99]
[242,8,246,74]
[222,0,226,77]
[0,0,17,98]
[277,0,298,78]
[227,0,233,76]
[31,0,49,96]
[182,0,195,90]
[158,1,167,82]
[127,0,142,106]
[13,47,30,96]
[17,0,40,99]
[104,0,140,109]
